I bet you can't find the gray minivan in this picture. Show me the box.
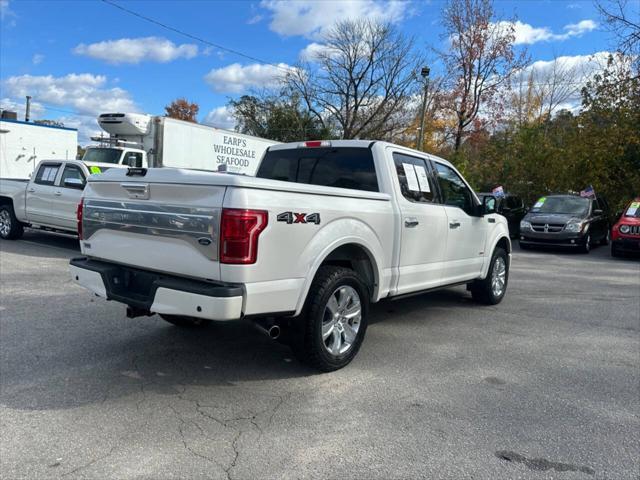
[519,194,610,253]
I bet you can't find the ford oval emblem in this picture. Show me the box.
[197,237,212,246]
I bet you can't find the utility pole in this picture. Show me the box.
[417,66,430,151]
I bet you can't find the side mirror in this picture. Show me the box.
[64,178,84,189]
[482,195,497,215]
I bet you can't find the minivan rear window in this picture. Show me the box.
[256,147,379,192]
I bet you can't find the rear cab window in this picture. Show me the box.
[34,163,62,186]
[257,147,379,192]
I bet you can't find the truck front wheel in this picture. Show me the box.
[292,266,369,372]
[0,204,24,240]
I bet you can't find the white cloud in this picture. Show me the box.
[299,42,337,62]
[204,62,293,93]
[203,106,236,130]
[73,37,198,64]
[514,51,612,113]
[0,0,14,20]
[497,19,598,45]
[32,53,44,65]
[260,0,408,39]
[2,73,137,115]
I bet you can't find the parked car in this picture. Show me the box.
[478,193,526,238]
[70,140,511,371]
[519,194,610,253]
[0,159,116,240]
[611,198,640,257]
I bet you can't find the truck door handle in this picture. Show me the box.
[27,188,36,193]
[449,221,461,229]
[54,191,62,196]
[404,217,419,228]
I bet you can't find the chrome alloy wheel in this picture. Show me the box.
[0,209,11,237]
[321,286,362,356]
[491,256,507,298]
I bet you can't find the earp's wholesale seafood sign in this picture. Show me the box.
[214,134,260,172]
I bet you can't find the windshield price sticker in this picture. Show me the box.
[402,163,420,192]
[414,165,431,193]
[89,166,102,174]
[627,201,640,215]
[533,197,546,209]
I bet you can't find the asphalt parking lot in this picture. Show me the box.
[1,231,638,480]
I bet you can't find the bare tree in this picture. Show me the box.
[534,56,582,121]
[439,0,528,151]
[286,19,421,140]
[596,0,640,59]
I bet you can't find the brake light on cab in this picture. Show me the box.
[220,208,268,264]
[299,140,331,148]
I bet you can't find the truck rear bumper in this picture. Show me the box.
[69,257,243,321]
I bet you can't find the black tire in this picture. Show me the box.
[470,247,509,305]
[291,266,369,372]
[0,204,24,240]
[519,242,531,251]
[600,229,610,246]
[580,234,591,254]
[159,314,207,328]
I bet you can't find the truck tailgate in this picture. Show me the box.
[82,172,225,281]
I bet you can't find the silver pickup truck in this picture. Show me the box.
[0,159,115,239]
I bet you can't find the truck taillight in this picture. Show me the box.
[220,208,268,264]
[77,198,84,240]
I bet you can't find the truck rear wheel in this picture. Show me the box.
[159,314,207,328]
[470,247,509,305]
[292,266,369,372]
[0,204,24,240]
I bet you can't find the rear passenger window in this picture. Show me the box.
[392,153,436,203]
[257,147,378,192]
[34,164,61,185]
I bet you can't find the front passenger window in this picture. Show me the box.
[434,163,475,215]
[60,165,86,189]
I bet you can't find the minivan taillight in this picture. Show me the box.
[220,208,268,264]
[77,198,84,240]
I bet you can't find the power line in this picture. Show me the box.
[100,0,293,73]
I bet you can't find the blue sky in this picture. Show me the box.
[0,0,616,142]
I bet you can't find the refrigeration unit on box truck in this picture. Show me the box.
[0,118,78,180]
[82,113,278,175]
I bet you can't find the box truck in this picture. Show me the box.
[82,113,278,175]
[0,116,78,179]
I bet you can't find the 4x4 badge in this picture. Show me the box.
[277,212,321,225]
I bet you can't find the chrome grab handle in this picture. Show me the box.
[27,188,36,193]
[449,221,461,229]
[404,217,419,228]
[54,191,62,196]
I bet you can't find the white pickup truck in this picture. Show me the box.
[0,159,115,239]
[70,140,511,371]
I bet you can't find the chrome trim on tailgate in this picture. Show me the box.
[83,199,220,260]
